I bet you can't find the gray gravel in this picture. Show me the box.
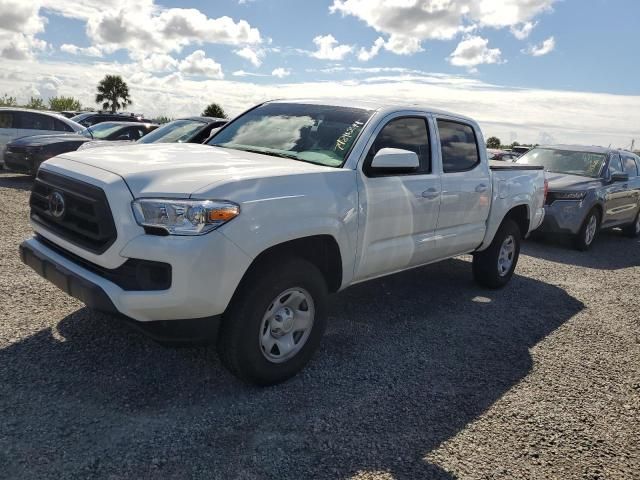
[0,171,638,480]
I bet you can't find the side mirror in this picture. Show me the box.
[371,148,419,171]
[610,172,629,183]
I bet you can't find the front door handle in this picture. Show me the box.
[475,183,489,193]
[421,188,440,199]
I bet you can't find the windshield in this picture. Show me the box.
[80,122,125,140]
[208,103,373,167]
[516,148,606,178]
[138,119,204,144]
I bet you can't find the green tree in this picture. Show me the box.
[486,136,501,149]
[0,94,17,107]
[25,97,46,110]
[49,96,82,112]
[202,103,227,119]
[154,115,173,124]
[95,75,131,113]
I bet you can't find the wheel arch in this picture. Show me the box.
[235,234,344,296]
[503,204,530,238]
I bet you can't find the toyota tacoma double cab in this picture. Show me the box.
[20,100,546,385]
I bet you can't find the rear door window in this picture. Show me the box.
[17,112,55,130]
[54,119,73,132]
[0,111,14,128]
[622,155,638,176]
[437,120,480,173]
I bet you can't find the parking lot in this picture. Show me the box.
[0,171,638,479]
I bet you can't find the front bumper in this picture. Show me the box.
[20,238,117,313]
[4,150,46,174]
[539,200,590,235]
[20,232,252,323]
[20,239,222,344]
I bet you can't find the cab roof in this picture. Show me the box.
[265,98,475,123]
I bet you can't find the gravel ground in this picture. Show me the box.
[0,171,638,480]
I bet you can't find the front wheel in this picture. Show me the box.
[473,219,521,289]
[217,257,328,386]
[573,209,600,251]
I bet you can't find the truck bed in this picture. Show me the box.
[489,160,544,170]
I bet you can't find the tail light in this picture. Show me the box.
[543,178,549,205]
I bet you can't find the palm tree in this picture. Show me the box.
[95,75,131,113]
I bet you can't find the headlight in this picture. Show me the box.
[552,191,587,200]
[132,199,240,235]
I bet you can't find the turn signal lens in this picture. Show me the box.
[208,207,239,222]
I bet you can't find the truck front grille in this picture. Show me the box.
[30,170,117,254]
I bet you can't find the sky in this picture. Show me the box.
[1,0,639,147]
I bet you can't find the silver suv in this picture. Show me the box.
[517,145,640,250]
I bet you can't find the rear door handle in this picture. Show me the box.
[421,188,440,199]
[475,184,489,193]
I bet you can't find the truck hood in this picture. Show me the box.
[546,171,603,191]
[56,143,336,197]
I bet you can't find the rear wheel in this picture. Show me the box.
[217,257,328,386]
[573,209,600,251]
[622,210,640,238]
[473,219,521,289]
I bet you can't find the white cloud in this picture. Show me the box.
[272,67,291,78]
[135,52,178,72]
[524,36,555,56]
[357,37,385,61]
[178,50,223,78]
[1,57,638,148]
[383,34,424,55]
[448,35,502,70]
[37,1,262,57]
[330,0,555,55]
[60,43,103,57]
[510,21,537,40]
[232,70,268,77]
[235,46,264,67]
[0,0,47,59]
[311,34,353,60]
[87,9,261,54]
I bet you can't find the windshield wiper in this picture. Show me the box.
[218,145,300,160]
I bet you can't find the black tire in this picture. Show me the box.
[622,210,640,238]
[217,257,328,386]
[473,219,521,289]
[573,209,600,251]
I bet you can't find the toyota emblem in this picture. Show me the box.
[48,191,66,218]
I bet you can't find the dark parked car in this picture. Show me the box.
[4,122,158,174]
[70,111,146,127]
[59,111,84,119]
[517,145,640,250]
[512,146,531,156]
[487,148,519,162]
[78,116,227,150]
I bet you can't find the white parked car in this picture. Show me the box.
[0,108,83,169]
[20,99,546,385]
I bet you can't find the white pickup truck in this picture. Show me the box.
[20,99,546,385]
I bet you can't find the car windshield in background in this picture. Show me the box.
[70,113,93,125]
[516,148,606,178]
[138,119,204,144]
[80,123,124,140]
[208,103,373,167]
